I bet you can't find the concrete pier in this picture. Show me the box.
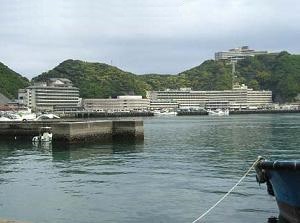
[0,120,144,144]
[177,109,300,116]
[0,220,28,223]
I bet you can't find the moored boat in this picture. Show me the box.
[153,110,177,116]
[32,127,53,143]
[255,159,300,223]
[0,113,60,121]
[0,116,11,121]
[207,109,229,116]
[35,114,60,120]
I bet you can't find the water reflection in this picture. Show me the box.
[51,140,144,162]
[0,138,144,162]
[0,114,300,223]
[268,217,279,223]
[268,215,290,223]
[32,141,53,152]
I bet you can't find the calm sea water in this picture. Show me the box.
[0,114,300,223]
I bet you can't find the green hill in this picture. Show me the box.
[236,52,300,102]
[0,62,29,99]
[33,60,150,98]
[33,52,300,102]
[140,52,300,102]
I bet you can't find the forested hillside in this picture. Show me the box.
[33,60,149,98]
[29,52,300,102]
[0,62,29,99]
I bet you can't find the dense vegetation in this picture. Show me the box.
[236,52,300,102]
[3,51,300,102]
[33,60,149,98]
[0,62,29,99]
[140,52,300,102]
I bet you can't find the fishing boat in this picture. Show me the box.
[207,109,229,116]
[153,110,177,116]
[32,127,53,143]
[0,116,11,121]
[255,158,300,223]
[0,113,60,121]
[35,114,60,120]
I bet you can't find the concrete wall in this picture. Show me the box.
[113,120,144,140]
[66,121,113,143]
[0,120,144,144]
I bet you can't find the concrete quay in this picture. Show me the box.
[177,109,300,116]
[0,220,28,223]
[0,120,144,144]
[60,111,154,118]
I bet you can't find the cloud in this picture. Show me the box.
[0,0,299,78]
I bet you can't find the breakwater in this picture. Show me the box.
[60,111,154,118]
[0,220,26,223]
[0,120,144,144]
[177,109,300,116]
[177,110,208,116]
[230,109,300,115]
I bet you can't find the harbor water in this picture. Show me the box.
[0,114,300,223]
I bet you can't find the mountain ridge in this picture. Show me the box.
[0,62,30,99]
[1,51,300,102]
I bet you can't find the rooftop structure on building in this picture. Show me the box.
[147,84,272,110]
[215,46,268,61]
[18,78,80,112]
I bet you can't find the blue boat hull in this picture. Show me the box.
[268,170,300,223]
[255,160,300,223]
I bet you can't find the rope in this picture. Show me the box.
[191,156,262,223]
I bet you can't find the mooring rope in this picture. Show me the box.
[192,156,262,223]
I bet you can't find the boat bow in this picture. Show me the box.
[255,158,300,223]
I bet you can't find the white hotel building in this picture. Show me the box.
[19,78,80,112]
[146,84,272,110]
[215,46,269,61]
[83,95,150,112]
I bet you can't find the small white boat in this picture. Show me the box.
[153,110,177,116]
[0,111,60,122]
[32,127,53,142]
[0,109,37,121]
[35,114,60,121]
[0,116,11,121]
[17,109,37,121]
[208,109,229,116]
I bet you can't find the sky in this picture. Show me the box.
[0,0,300,79]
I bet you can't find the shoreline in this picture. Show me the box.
[177,109,300,116]
[0,220,27,223]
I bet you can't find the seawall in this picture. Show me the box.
[60,111,154,118]
[177,109,300,116]
[0,120,144,144]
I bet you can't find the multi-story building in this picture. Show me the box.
[83,95,150,112]
[215,46,268,61]
[19,78,80,112]
[149,101,179,111]
[147,84,272,110]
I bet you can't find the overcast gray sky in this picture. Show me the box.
[0,0,299,78]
